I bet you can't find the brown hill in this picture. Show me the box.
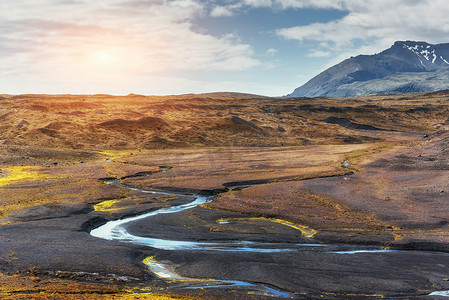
[0,92,448,150]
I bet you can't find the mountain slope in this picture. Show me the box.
[289,41,449,98]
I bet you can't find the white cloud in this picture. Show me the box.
[4,0,449,96]
[209,3,245,17]
[272,0,347,10]
[219,0,347,11]
[266,48,278,55]
[210,5,235,17]
[0,0,260,93]
[276,0,449,57]
[209,0,449,62]
[307,50,331,57]
[243,0,273,8]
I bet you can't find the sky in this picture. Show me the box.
[2,0,449,96]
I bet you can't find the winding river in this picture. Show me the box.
[90,180,312,253]
[90,179,449,298]
[90,180,299,297]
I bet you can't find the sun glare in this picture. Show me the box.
[67,44,142,80]
[90,51,115,64]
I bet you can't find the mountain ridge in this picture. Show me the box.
[289,41,449,98]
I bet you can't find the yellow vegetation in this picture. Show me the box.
[110,294,197,299]
[0,271,196,299]
[142,256,155,268]
[94,199,121,212]
[321,291,384,298]
[216,218,230,224]
[269,218,317,238]
[98,150,140,161]
[0,292,195,299]
[0,166,44,186]
[216,217,317,238]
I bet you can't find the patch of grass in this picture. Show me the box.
[0,166,45,186]
[343,143,394,173]
[215,217,317,238]
[269,218,317,238]
[94,199,121,212]
[98,150,141,161]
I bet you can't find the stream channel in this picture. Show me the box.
[90,179,449,298]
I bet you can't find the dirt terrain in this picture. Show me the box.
[1,91,447,150]
[0,91,449,299]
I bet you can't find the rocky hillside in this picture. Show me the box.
[289,41,449,97]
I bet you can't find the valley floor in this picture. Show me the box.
[0,92,449,299]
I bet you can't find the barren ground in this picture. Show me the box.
[1,91,449,299]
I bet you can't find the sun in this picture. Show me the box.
[90,50,115,64]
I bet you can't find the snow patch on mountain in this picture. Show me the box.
[402,43,446,67]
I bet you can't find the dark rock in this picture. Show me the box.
[81,216,110,232]
[98,177,117,182]
[324,117,384,131]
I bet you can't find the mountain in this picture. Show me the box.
[288,41,449,98]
